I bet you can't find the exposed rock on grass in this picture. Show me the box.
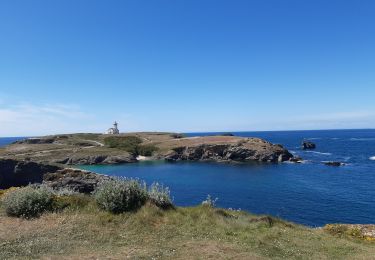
[324,224,375,241]
[43,168,107,193]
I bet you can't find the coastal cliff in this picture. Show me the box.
[0,158,104,191]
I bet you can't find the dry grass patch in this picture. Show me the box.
[1,198,375,259]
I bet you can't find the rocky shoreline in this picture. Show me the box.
[0,158,105,192]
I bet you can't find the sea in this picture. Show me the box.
[1,129,374,227]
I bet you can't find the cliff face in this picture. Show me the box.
[164,141,293,163]
[0,159,60,189]
[0,159,104,192]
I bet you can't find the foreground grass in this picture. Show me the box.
[1,199,375,259]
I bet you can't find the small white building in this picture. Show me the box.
[106,121,120,134]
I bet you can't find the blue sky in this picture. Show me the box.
[0,0,374,136]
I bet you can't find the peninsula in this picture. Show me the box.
[0,132,294,166]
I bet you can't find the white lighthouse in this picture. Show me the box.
[106,121,120,135]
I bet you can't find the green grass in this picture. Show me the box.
[1,196,374,259]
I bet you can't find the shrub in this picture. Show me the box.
[171,133,186,139]
[137,144,158,156]
[148,182,173,209]
[201,195,218,207]
[104,136,142,148]
[104,136,158,156]
[219,132,234,136]
[94,178,148,213]
[1,185,53,218]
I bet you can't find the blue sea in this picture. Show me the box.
[0,137,26,147]
[1,129,375,227]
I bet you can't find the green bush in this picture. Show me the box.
[148,182,173,209]
[104,136,142,148]
[94,178,148,213]
[137,144,159,156]
[104,136,158,156]
[1,185,53,218]
[170,133,186,139]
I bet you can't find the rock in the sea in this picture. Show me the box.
[324,161,345,167]
[289,156,304,163]
[0,159,61,189]
[302,141,316,150]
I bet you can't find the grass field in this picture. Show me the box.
[1,196,375,259]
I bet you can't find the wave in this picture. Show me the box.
[305,151,332,156]
[306,137,322,140]
[350,138,375,141]
[370,156,375,161]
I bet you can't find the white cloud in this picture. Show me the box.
[0,102,144,136]
[262,111,375,131]
[0,100,374,136]
[0,103,99,136]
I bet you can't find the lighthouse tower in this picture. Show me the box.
[106,121,120,134]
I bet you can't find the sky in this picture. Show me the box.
[0,0,375,136]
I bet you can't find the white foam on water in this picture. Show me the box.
[305,151,332,156]
[370,156,375,161]
[350,138,375,141]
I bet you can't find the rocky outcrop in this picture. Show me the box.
[324,161,345,167]
[164,143,293,163]
[52,155,136,165]
[0,158,106,193]
[0,159,61,189]
[302,141,316,150]
[324,224,375,241]
[43,168,107,193]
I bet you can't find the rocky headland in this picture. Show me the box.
[0,132,294,166]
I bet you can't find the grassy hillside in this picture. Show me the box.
[1,197,374,259]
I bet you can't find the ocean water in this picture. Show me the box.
[0,137,25,147]
[1,130,375,226]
